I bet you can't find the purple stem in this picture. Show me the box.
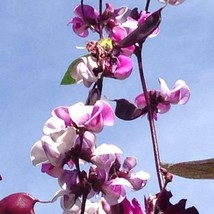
[135,44,164,191]
[145,0,151,12]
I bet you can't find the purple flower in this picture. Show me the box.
[52,170,80,210]
[135,78,190,119]
[101,177,132,205]
[91,143,122,174]
[104,54,133,80]
[119,156,150,190]
[68,5,99,37]
[31,100,114,177]
[109,26,135,56]
[103,3,131,31]
[68,100,115,132]
[43,100,114,134]
[31,128,76,168]
[159,78,190,104]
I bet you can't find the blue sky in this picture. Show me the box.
[1,0,214,213]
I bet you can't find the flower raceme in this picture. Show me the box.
[70,42,134,87]
[31,100,115,177]
[114,78,190,121]
[68,4,161,88]
[51,144,149,212]
[135,78,190,120]
[69,3,160,40]
[30,98,150,212]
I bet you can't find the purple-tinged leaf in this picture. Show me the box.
[161,158,214,179]
[118,8,162,48]
[114,99,146,120]
[157,190,199,214]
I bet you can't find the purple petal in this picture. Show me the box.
[114,55,133,80]
[41,163,63,177]
[91,154,116,174]
[58,169,79,189]
[157,103,171,114]
[110,26,127,42]
[52,106,71,127]
[74,5,98,19]
[135,93,146,108]
[102,178,130,205]
[69,17,89,37]
[167,80,190,104]
[97,100,115,126]
[128,170,150,190]
[85,100,115,132]
[123,156,137,172]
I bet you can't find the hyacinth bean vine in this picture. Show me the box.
[1,0,205,213]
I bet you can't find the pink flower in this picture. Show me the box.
[52,170,80,210]
[159,78,190,104]
[109,26,135,55]
[103,3,131,30]
[119,156,150,190]
[135,78,190,119]
[102,178,132,205]
[31,128,76,167]
[68,100,115,132]
[43,105,71,135]
[43,100,114,134]
[68,5,99,37]
[105,54,133,80]
[91,143,122,174]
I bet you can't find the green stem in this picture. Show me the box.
[135,44,164,191]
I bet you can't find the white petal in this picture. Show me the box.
[31,140,48,166]
[94,144,122,156]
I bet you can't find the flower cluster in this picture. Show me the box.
[31,100,149,212]
[135,78,190,120]
[114,78,190,121]
[68,4,159,87]
[29,1,199,214]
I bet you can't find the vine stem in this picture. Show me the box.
[145,0,151,12]
[135,44,164,191]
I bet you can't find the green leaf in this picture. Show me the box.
[60,58,79,85]
[161,158,214,179]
